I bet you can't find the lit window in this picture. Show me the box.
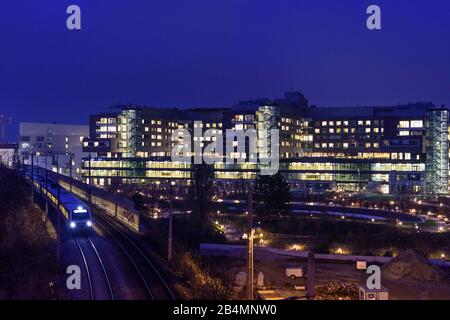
[399,121,410,128]
[410,120,423,128]
[321,121,327,126]
[365,120,371,125]
[399,131,410,136]
[365,128,371,133]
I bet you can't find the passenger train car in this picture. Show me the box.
[32,175,93,231]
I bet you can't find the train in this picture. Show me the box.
[32,175,93,231]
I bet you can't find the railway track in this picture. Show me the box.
[93,212,176,300]
[74,236,115,300]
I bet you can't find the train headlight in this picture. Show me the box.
[70,222,76,229]
[86,220,92,227]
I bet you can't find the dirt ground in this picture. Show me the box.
[207,254,450,300]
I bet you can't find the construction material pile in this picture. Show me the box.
[382,249,446,282]
[315,280,359,300]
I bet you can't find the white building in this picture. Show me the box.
[0,144,17,168]
[19,122,89,180]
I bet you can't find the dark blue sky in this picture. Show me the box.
[1,0,450,140]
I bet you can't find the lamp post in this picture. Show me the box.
[45,153,48,181]
[31,152,34,179]
[247,183,254,300]
[56,182,61,267]
[31,152,35,201]
[168,181,174,262]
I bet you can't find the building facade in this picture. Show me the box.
[19,122,90,180]
[81,93,449,195]
[0,144,17,168]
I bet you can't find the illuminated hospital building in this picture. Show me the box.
[82,92,449,195]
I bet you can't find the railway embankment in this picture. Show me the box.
[0,167,57,299]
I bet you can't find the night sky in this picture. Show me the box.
[1,0,450,140]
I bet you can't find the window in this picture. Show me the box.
[399,131,410,136]
[321,121,327,126]
[410,120,423,128]
[399,121,410,128]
